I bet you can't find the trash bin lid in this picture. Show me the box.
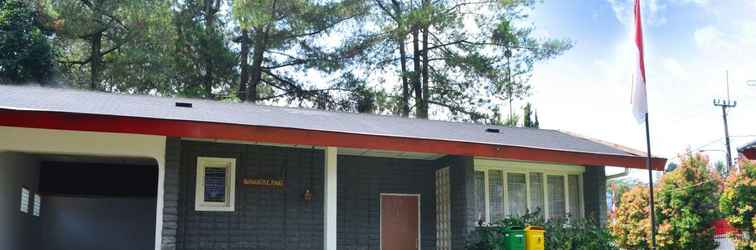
[525,226,544,231]
[504,226,525,231]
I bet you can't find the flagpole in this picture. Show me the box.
[645,113,657,249]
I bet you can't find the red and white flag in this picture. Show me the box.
[632,0,648,123]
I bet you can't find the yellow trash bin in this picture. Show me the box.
[525,225,545,250]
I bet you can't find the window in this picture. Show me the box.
[33,194,41,217]
[507,173,527,216]
[195,157,236,212]
[20,187,30,213]
[547,175,566,219]
[488,170,504,222]
[568,175,582,219]
[529,173,544,214]
[474,159,584,223]
[474,171,486,223]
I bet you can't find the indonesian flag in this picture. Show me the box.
[632,0,648,123]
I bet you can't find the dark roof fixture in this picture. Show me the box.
[175,102,193,108]
[485,128,500,133]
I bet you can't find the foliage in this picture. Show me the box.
[610,186,653,249]
[655,152,721,250]
[522,102,538,128]
[0,0,55,83]
[50,0,183,93]
[230,0,365,103]
[6,0,570,120]
[608,178,640,212]
[720,161,756,249]
[610,152,722,250]
[341,0,571,120]
[468,210,616,250]
[172,0,237,98]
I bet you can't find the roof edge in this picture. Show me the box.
[0,108,666,170]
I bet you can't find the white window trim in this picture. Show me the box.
[195,157,236,212]
[474,158,585,222]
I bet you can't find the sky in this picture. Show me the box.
[524,0,756,181]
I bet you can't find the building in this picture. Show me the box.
[738,140,756,162]
[0,85,666,250]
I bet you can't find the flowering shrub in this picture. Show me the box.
[610,152,721,250]
[609,186,653,249]
[720,161,756,249]
[654,152,721,250]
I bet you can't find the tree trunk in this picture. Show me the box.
[411,27,424,118]
[90,31,102,90]
[238,29,250,101]
[398,38,410,117]
[248,28,268,102]
[391,1,410,117]
[419,0,430,119]
[202,0,221,99]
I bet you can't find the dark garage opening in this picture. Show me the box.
[37,156,158,250]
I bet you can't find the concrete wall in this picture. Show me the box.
[174,140,324,250]
[0,152,40,250]
[38,196,157,250]
[337,155,438,250]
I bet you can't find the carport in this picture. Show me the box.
[1,153,158,250]
[0,126,167,250]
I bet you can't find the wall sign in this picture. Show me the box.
[243,178,285,188]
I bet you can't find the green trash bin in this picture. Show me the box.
[500,226,525,250]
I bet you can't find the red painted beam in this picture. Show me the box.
[0,109,666,170]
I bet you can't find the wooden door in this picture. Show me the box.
[381,194,420,250]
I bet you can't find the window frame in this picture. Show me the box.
[474,159,585,223]
[20,187,30,213]
[32,193,41,217]
[195,157,236,212]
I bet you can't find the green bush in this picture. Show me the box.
[467,210,616,250]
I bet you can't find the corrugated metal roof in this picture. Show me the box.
[0,85,638,157]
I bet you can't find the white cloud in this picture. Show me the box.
[661,58,687,80]
[693,25,730,50]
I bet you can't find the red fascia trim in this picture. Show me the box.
[0,109,666,170]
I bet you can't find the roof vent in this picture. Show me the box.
[175,102,193,108]
[485,128,500,133]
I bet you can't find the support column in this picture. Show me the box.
[324,147,338,250]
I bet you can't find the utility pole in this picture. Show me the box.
[713,71,736,171]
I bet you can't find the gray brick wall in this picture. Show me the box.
[163,137,181,250]
[175,140,324,250]
[337,155,437,250]
[582,166,607,227]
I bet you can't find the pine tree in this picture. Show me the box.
[0,0,54,83]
